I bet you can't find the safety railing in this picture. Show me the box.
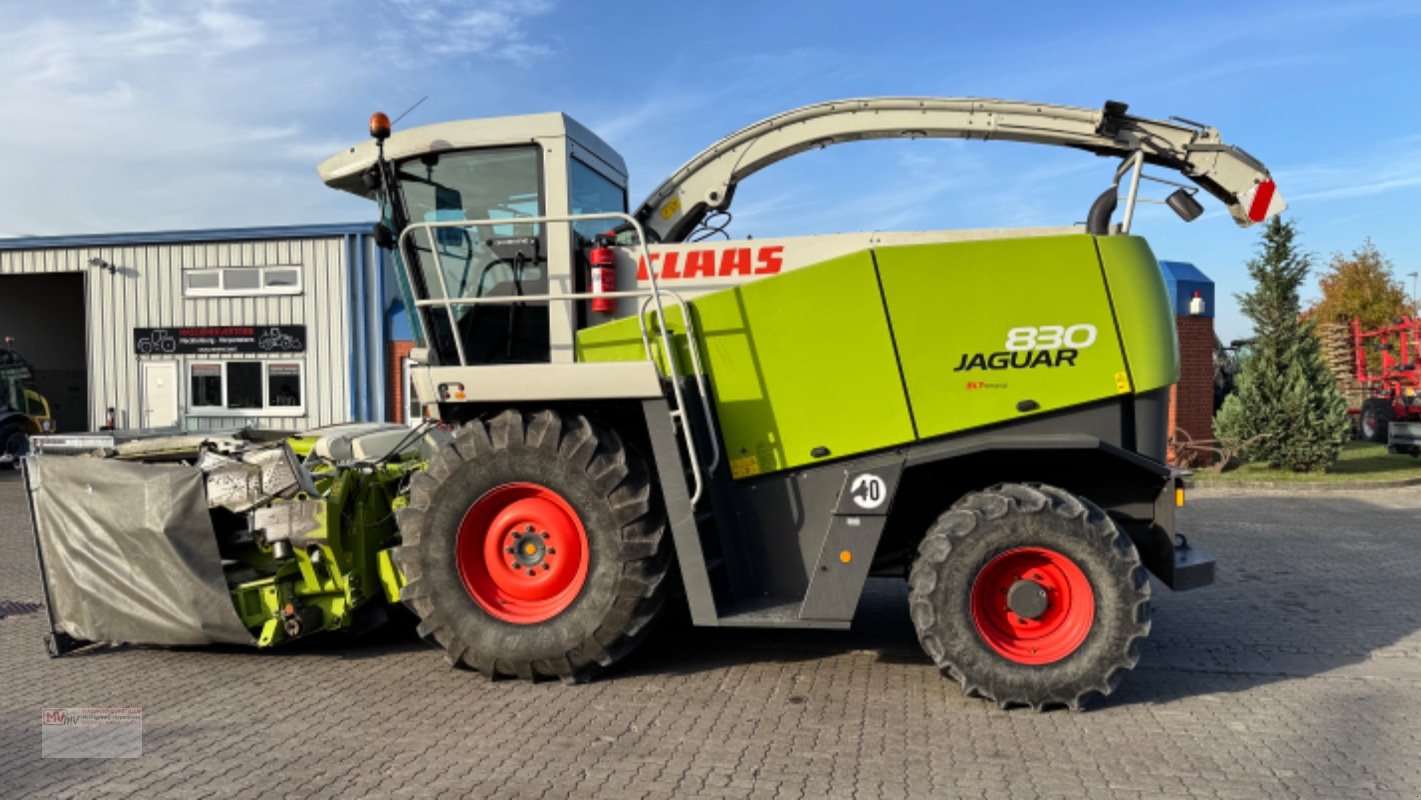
[397,212,718,504]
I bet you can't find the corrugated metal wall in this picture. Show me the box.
[0,235,357,431]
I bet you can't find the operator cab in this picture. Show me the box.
[318,113,629,367]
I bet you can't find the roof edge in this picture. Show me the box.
[0,222,374,251]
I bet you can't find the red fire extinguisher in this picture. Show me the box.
[588,236,616,314]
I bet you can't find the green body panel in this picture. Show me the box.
[874,235,1131,438]
[579,234,1180,477]
[1094,236,1180,393]
[580,252,915,475]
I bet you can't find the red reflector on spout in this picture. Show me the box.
[1247,179,1277,222]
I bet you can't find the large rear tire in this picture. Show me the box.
[395,409,670,682]
[1360,398,1394,443]
[908,483,1151,711]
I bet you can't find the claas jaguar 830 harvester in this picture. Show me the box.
[27,97,1283,710]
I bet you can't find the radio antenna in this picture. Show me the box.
[391,96,429,126]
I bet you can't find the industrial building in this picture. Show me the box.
[0,224,414,434]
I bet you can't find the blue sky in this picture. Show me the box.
[2,0,1418,340]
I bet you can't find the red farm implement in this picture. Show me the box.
[1352,316,1421,453]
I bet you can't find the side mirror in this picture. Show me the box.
[372,222,396,250]
[361,166,382,191]
[1166,188,1204,222]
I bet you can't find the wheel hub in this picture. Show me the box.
[1006,578,1049,620]
[508,525,549,569]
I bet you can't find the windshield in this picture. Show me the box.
[394,146,549,365]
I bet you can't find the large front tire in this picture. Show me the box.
[0,423,29,469]
[908,483,1151,711]
[395,409,670,682]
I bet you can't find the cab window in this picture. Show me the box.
[569,158,627,240]
[396,146,548,365]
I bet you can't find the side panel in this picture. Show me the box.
[581,251,915,475]
[1095,235,1181,394]
[875,236,1131,439]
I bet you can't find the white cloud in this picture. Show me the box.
[0,0,562,235]
[381,0,556,63]
[1278,138,1421,204]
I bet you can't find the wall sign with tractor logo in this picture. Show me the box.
[133,326,306,356]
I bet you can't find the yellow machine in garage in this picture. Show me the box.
[0,340,54,467]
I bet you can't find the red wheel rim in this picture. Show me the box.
[970,547,1094,665]
[456,483,590,624]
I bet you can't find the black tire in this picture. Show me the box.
[907,483,1151,711]
[395,408,670,682]
[1360,399,1394,443]
[0,423,29,469]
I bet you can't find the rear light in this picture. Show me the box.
[438,383,466,401]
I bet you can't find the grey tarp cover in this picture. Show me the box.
[28,455,255,646]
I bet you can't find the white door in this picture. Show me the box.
[141,362,179,429]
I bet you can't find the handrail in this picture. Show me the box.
[396,211,712,504]
[639,292,721,474]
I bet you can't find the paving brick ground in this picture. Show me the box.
[1,468,1419,798]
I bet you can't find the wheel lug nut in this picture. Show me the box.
[541,564,550,571]
[506,547,516,554]
[526,569,537,577]
[540,531,549,538]
[525,524,535,533]
[548,548,556,555]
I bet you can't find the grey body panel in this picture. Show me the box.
[25,455,254,647]
[729,466,844,600]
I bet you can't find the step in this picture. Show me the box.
[715,596,850,630]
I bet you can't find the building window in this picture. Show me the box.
[183,266,303,297]
[188,360,305,416]
[268,363,302,407]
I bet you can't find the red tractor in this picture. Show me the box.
[1352,316,1421,453]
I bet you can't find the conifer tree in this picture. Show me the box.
[1215,217,1350,471]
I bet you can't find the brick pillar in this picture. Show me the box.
[1169,315,1216,466]
[388,341,415,424]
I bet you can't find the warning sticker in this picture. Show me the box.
[659,197,682,221]
[729,455,760,479]
[1113,371,1132,394]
